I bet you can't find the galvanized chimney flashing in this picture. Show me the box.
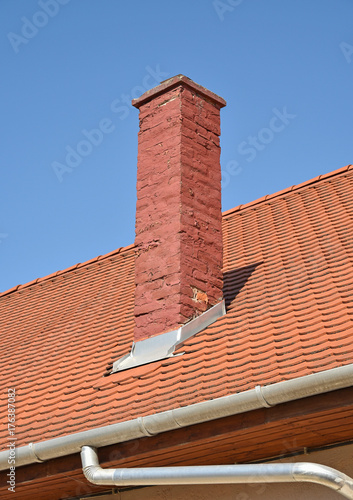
[112,300,225,372]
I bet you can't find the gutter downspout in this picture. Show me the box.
[1,364,353,470]
[81,446,353,499]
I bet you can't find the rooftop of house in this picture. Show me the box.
[1,164,353,449]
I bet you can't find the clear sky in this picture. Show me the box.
[1,0,352,293]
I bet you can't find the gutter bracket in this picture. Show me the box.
[255,385,273,408]
[28,443,45,463]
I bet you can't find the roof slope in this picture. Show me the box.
[1,165,353,449]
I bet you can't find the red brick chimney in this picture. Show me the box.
[132,75,226,342]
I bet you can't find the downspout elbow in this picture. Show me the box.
[81,446,116,486]
[293,462,353,499]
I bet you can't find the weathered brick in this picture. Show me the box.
[132,76,225,341]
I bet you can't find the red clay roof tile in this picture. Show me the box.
[1,166,353,448]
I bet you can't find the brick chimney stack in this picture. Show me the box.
[132,75,226,342]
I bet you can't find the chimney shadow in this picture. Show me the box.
[223,262,263,309]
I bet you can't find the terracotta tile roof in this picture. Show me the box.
[0,165,353,448]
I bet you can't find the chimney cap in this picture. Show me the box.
[132,74,227,109]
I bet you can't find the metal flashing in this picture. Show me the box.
[112,300,226,373]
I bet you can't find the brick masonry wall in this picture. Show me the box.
[134,82,223,341]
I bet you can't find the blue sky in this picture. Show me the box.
[1,0,352,292]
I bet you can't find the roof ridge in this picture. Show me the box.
[222,164,353,217]
[0,243,135,299]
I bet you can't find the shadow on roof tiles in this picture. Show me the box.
[223,262,263,309]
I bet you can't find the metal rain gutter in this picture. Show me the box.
[81,446,353,499]
[1,363,353,471]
